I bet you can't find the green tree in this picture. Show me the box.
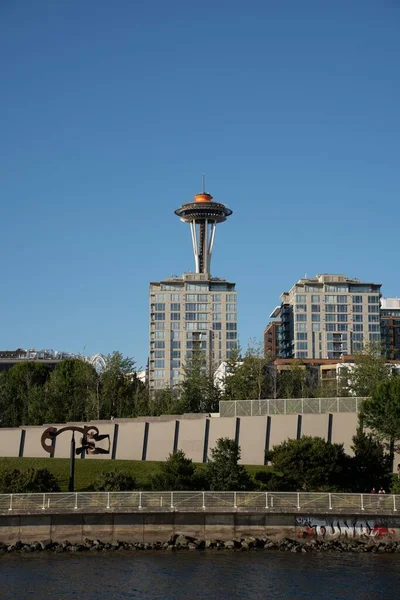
[99,352,144,419]
[92,469,136,491]
[345,343,390,397]
[0,362,51,427]
[278,363,312,399]
[46,359,98,423]
[179,349,220,413]
[265,436,351,491]
[350,427,392,492]
[360,377,400,468]
[206,438,253,491]
[152,450,204,490]
[221,341,275,401]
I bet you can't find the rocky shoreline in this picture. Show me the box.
[1,535,400,554]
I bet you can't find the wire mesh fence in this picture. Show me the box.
[219,397,368,417]
[0,491,398,513]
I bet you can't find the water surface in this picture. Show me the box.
[0,551,399,599]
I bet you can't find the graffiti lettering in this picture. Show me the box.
[296,517,395,539]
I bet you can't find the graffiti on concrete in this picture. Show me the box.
[296,516,396,539]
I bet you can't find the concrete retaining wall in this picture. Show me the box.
[1,512,399,544]
[0,412,380,466]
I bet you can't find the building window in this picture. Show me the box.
[186,283,209,291]
[352,333,363,341]
[297,342,308,350]
[154,303,165,311]
[368,305,379,313]
[154,331,165,339]
[325,304,336,313]
[311,304,320,312]
[311,314,320,322]
[352,295,363,304]
[226,323,237,330]
[297,333,307,340]
[337,324,348,331]
[337,296,347,304]
[326,323,337,331]
[197,313,208,321]
[171,322,180,330]
[171,313,180,320]
[185,313,196,321]
[154,369,165,378]
[154,350,165,359]
[296,304,307,312]
[296,314,307,322]
[325,295,336,303]
[312,323,321,332]
[153,313,165,321]
[311,295,320,303]
[226,341,237,349]
[212,294,221,302]
[226,332,237,339]
[353,314,363,322]
[171,350,181,358]
[227,294,236,302]
[213,323,222,330]
[297,351,307,358]
[353,324,363,332]
[296,294,306,303]
[155,322,165,330]
[226,303,236,311]
[171,303,180,311]
[154,341,165,349]
[226,313,236,321]
[155,294,165,302]
[326,314,335,322]
[170,294,180,302]
[369,324,380,332]
[337,305,347,313]
[368,296,380,303]
[337,314,347,322]
[171,341,181,349]
[295,323,307,331]
[368,315,379,323]
[353,305,363,313]
[369,333,381,342]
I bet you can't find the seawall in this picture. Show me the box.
[1,509,400,544]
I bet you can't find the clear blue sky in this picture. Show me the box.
[1,0,399,368]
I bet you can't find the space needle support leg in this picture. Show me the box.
[208,222,216,272]
[190,221,200,273]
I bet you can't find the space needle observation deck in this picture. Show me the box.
[174,187,233,274]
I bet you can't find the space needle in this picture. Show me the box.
[174,180,233,274]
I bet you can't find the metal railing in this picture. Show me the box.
[219,397,368,417]
[0,491,397,513]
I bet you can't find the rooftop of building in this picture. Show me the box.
[150,272,236,286]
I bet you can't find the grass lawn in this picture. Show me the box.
[0,457,269,492]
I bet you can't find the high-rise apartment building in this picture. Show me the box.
[381,298,400,360]
[149,188,237,393]
[276,274,381,360]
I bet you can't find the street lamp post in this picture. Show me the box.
[68,432,76,493]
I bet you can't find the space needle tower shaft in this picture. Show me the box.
[174,184,233,274]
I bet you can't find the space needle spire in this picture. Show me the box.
[174,181,233,274]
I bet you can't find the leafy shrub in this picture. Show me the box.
[91,470,136,491]
[0,467,61,493]
[206,438,253,491]
[151,450,206,490]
